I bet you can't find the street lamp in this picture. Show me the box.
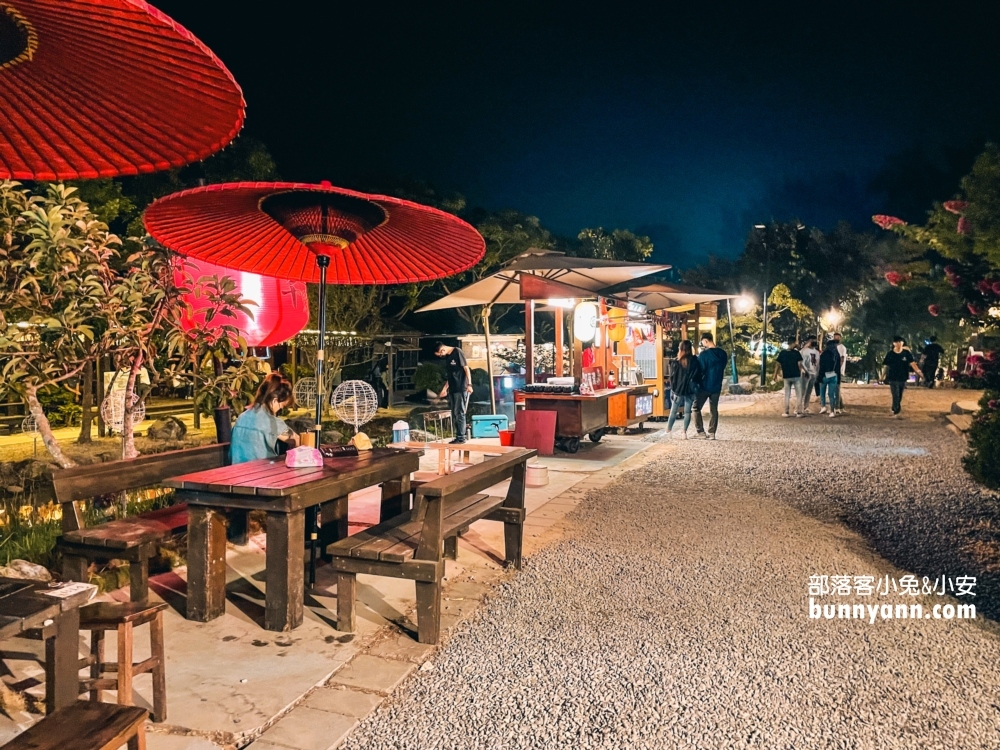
[753,222,806,384]
[753,224,770,384]
[726,294,753,384]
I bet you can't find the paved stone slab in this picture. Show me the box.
[257,706,358,750]
[328,655,416,693]
[304,686,384,718]
[147,734,221,750]
[365,633,435,663]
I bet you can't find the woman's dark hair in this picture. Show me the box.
[252,372,293,410]
[678,339,693,361]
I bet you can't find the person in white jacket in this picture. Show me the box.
[833,332,848,413]
[799,337,821,413]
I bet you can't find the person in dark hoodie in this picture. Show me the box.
[667,339,703,439]
[818,338,841,418]
[693,332,728,440]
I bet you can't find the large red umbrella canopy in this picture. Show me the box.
[145,181,485,443]
[143,181,486,284]
[0,0,245,180]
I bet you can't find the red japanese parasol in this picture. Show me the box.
[145,181,486,438]
[0,0,245,180]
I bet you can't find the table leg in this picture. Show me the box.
[318,496,349,558]
[45,607,80,712]
[380,475,411,522]
[265,510,304,631]
[187,506,228,622]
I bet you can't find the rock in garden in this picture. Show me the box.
[0,559,52,581]
[146,416,187,441]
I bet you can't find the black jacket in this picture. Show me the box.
[819,345,841,376]
[669,356,703,397]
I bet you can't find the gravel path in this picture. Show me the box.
[343,387,1000,749]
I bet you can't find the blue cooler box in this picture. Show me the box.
[471,414,509,438]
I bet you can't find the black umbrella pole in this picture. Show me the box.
[314,256,330,448]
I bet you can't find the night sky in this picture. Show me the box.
[158,2,1000,268]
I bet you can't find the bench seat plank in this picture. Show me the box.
[1,700,147,750]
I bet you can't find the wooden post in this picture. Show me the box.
[46,608,81,712]
[654,320,665,417]
[554,307,564,377]
[524,301,535,385]
[380,475,411,522]
[186,506,228,622]
[265,509,305,631]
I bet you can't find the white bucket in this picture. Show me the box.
[525,463,549,487]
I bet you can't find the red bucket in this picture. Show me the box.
[498,429,515,446]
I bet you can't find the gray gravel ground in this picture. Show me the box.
[342,387,1000,749]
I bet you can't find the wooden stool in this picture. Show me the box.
[0,700,148,750]
[79,601,167,723]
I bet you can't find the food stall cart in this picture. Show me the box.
[615,284,738,419]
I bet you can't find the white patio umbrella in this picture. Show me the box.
[416,250,670,411]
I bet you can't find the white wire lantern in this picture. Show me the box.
[292,377,318,410]
[100,392,145,433]
[331,380,378,433]
[20,415,39,435]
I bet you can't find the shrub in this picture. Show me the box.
[414,362,445,394]
[470,367,491,387]
[964,392,1000,490]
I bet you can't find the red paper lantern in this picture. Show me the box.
[175,259,308,348]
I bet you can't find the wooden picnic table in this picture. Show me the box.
[164,447,421,631]
[0,577,95,711]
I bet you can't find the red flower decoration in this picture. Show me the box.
[928,304,940,317]
[957,216,971,235]
[992,282,1000,296]
[948,275,962,287]
[885,271,904,286]
[968,303,983,316]
[989,399,999,410]
[872,214,907,230]
[944,265,957,276]
[977,279,992,294]
[943,200,969,214]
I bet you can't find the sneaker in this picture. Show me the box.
[707,433,717,440]
[448,438,467,444]
[894,413,902,419]
[694,431,707,439]
[794,412,803,418]
[682,431,688,440]
[782,412,790,418]
[829,411,836,418]
[819,407,828,414]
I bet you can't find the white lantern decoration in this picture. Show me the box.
[293,377,318,409]
[573,301,598,342]
[100,392,145,433]
[331,380,379,434]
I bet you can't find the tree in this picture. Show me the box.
[0,182,120,467]
[575,228,653,262]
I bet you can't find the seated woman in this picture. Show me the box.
[231,373,299,463]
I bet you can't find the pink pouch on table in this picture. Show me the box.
[285,446,324,468]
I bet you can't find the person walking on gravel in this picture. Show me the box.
[883,336,923,417]
[920,336,944,388]
[833,331,848,413]
[818,338,841,417]
[799,337,820,413]
[667,339,702,439]
[773,338,805,417]
[693,332,728,439]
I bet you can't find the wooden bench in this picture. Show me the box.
[0,701,148,750]
[54,444,229,602]
[327,447,536,644]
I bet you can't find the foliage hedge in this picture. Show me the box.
[964,392,1000,490]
